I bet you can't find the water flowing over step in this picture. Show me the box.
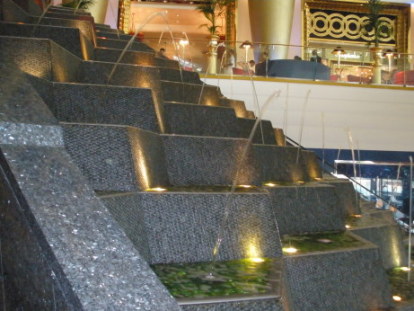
[163,102,277,142]
[153,259,284,311]
[99,191,283,263]
[2,0,97,44]
[62,124,309,190]
[0,1,407,309]
[282,232,393,311]
[94,46,179,69]
[96,30,135,40]
[97,37,154,52]
[32,80,161,132]
[0,21,94,59]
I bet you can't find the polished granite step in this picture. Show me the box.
[99,191,282,263]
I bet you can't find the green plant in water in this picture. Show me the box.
[196,0,236,36]
[387,268,414,301]
[62,0,94,9]
[362,0,391,47]
[282,232,364,254]
[151,258,278,299]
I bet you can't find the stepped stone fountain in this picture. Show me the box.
[0,0,409,310]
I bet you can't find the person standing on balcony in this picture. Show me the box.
[310,49,321,63]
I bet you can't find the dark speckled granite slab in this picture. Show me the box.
[266,184,345,235]
[284,246,393,311]
[50,82,160,132]
[0,36,80,82]
[100,191,283,264]
[180,299,283,311]
[0,142,180,310]
[0,62,57,124]
[62,123,170,191]
[163,103,242,137]
[162,135,261,186]
[0,62,180,310]
[0,21,94,59]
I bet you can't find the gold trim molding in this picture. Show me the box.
[303,0,410,52]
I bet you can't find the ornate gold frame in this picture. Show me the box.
[303,0,410,53]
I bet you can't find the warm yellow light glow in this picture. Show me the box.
[399,267,411,272]
[351,214,362,218]
[313,177,322,181]
[249,257,265,263]
[146,187,167,192]
[282,247,298,254]
[179,39,189,47]
[393,295,402,302]
[264,182,278,187]
[238,185,252,188]
[247,243,260,258]
[345,224,351,229]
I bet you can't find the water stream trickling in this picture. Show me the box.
[247,69,265,144]
[73,0,87,15]
[207,90,281,279]
[296,90,311,164]
[106,10,179,85]
[30,2,54,37]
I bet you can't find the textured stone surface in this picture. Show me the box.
[62,124,170,191]
[94,47,179,69]
[0,62,57,124]
[160,67,202,84]
[0,36,80,82]
[301,150,323,179]
[351,223,407,269]
[284,243,393,311]
[180,299,283,311]
[161,81,221,106]
[100,191,283,264]
[0,122,63,146]
[2,0,33,23]
[0,143,180,310]
[220,98,250,118]
[252,145,310,182]
[50,82,160,132]
[2,0,96,45]
[0,21,94,59]
[163,103,242,137]
[77,61,166,130]
[95,30,131,40]
[97,37,154,52]
[162,135,261,186]
[237,118,276,145]
[266,184,345,235]
[322,179,361,216]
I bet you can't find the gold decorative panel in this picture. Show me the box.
[309,11,395,44]
[118,0,132,33]
[303,0,410,52]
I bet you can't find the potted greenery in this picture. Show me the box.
[196,0,235,37]
[362,0,389,83]
[196,0,235,73]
